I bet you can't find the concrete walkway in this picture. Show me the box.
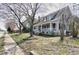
[0,31,4,37]
[3,34,24,55]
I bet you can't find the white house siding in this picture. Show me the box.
[33,16,68,35]
[33,6,71,36]
[42,28,50,34]
[33,23,67,35]
[33,19,60,35]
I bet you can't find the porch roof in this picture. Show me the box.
[33,18,59,27]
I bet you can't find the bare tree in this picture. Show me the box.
[2,3,47,37]
[3,3,27,33]
[60,14,65,41]
[20,3,41,37]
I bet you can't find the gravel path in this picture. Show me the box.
[3,34,24,55]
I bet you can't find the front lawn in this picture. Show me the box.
[64,37,79,46]
[10,33,79,55]
[0,37,4,54]
[20,37,79,55]
[10,33,30,44]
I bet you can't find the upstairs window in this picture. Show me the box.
[51,13,57,20]
[34,26,36,29]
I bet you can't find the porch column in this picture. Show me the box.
[56,22,59,35]
[50,22,52,32]
[56,22,59,31]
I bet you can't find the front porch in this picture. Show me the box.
[33,22,61,35]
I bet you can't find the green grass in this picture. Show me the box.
[0,37,4,54]
[74,40,79,45]
[10,33,30,44]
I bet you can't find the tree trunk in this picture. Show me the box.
[60,24,64,41]
[60,14,64,41]
[19,24,22,34]
[30,22,33,37]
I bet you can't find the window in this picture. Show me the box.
[42,23,50,29]
[42,25,46,28]
[34,26,36,29]
[51,12,58,20]
[52,23,56,28]
[46,23,50,28]
[39,26,41,31]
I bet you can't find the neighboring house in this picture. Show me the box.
[33,6,73,35]
[6,19,19,32]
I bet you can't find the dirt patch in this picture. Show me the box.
[19,36,79,55]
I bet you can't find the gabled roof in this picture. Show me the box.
[34,6,72,25]
[40,6,72,21]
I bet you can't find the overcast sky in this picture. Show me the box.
[36,3,72,17]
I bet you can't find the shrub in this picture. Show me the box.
[22,27,30,33]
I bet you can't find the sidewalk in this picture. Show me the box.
[3,34,24,55]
